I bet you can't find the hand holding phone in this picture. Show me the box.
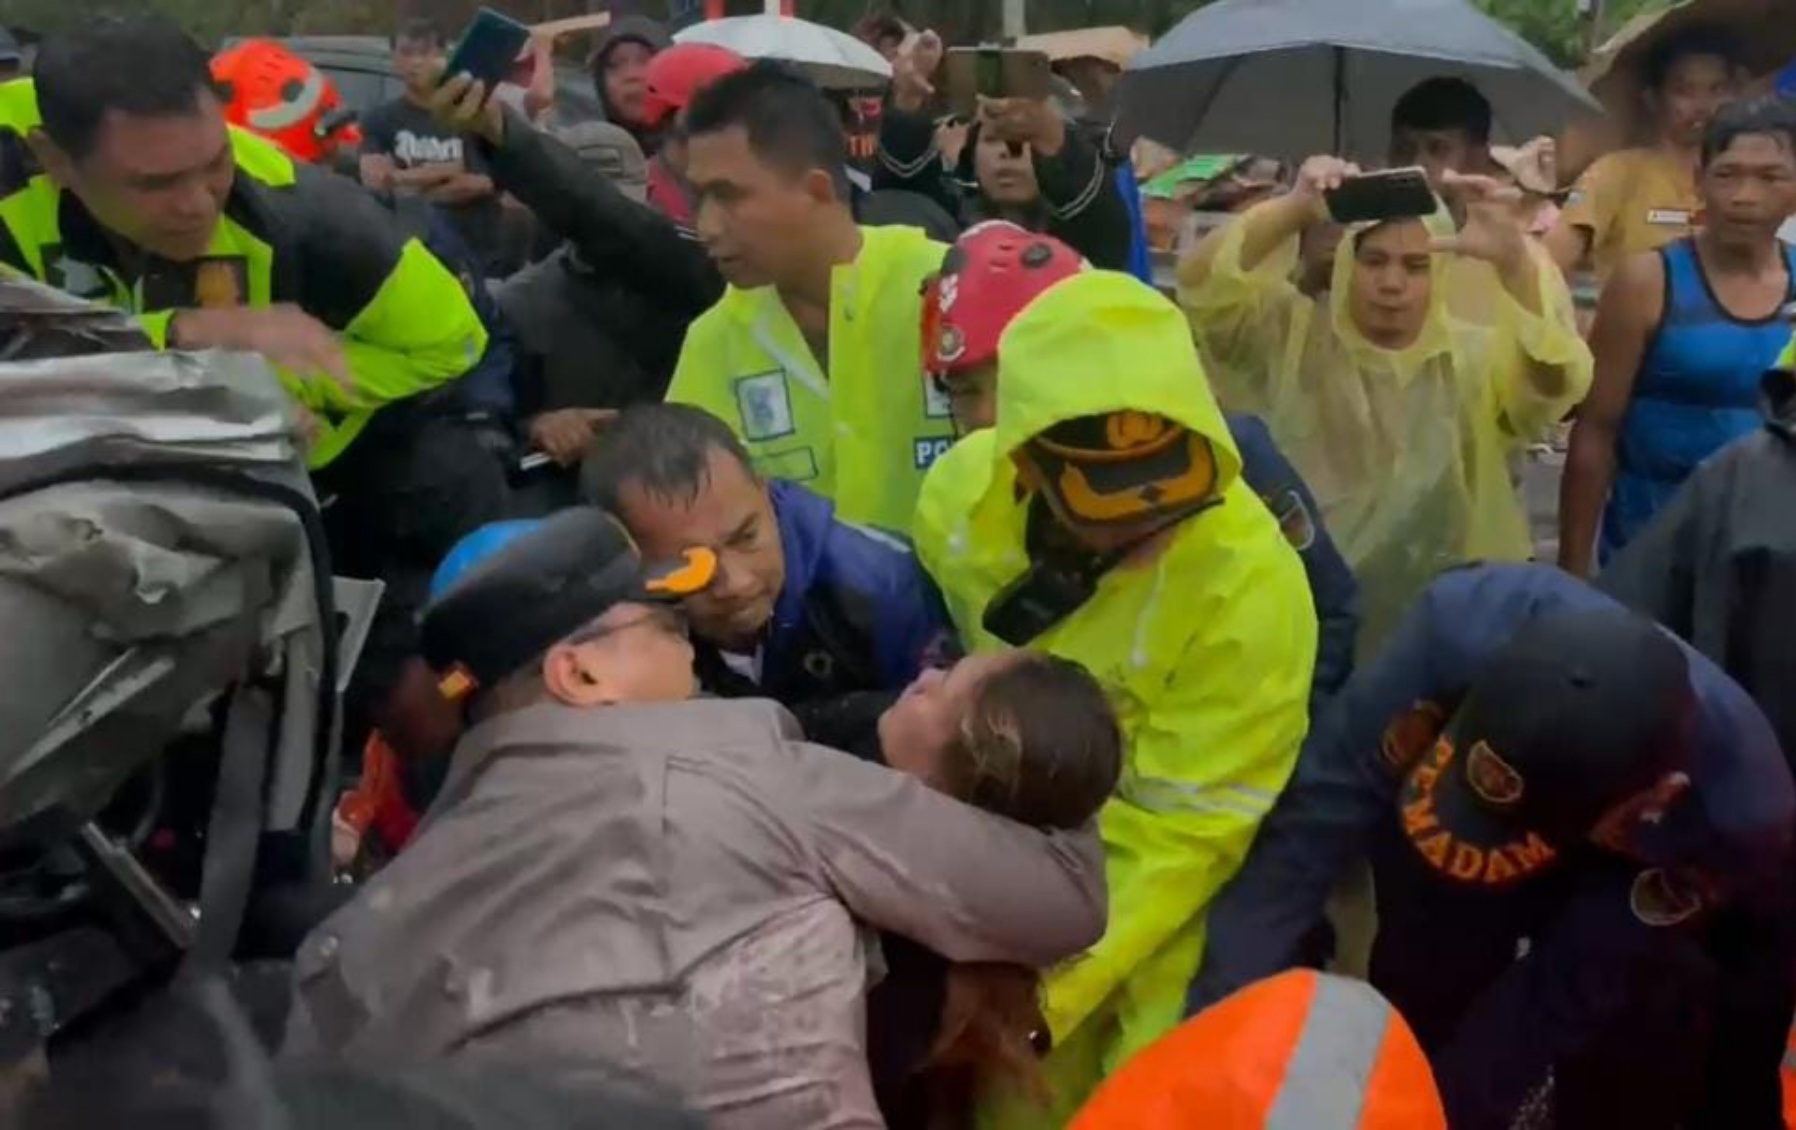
[1323,167,1438,225]
[441,8,533,93]
[942,47,1053,120]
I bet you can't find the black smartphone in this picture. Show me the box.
[442,8,533,91]
[942,47,1054,119]
[1324,167,1438,225]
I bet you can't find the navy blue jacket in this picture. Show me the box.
[1192,563,1796,1129]
[695,480,952,747]
[1227,413,1358,706]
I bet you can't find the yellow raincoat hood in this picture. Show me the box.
[1325,219,1455,381]
[990,270,1244,495]
[1180,205,1591,658]
[913,272,1318,1123]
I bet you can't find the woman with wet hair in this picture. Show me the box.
[872,649,1124,1129]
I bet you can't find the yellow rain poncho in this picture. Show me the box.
[913,271,1318,1121]
[1179,210,1591,656]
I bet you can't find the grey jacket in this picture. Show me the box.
[284,698,1106,1128]
[1602,367,1796,765]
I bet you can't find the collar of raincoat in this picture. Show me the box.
[1323,202,1458,379]
[990,269,1244,495]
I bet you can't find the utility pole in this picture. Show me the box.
[1003,0,1026,41]
[1578,0,1607,60]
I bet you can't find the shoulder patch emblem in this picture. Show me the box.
[1381,700,1448,773]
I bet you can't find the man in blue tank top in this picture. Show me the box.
[1561,97,1796,574]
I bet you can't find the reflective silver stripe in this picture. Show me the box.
[1265,975,1392,1130]
[1115,773,1269,819]
[1783,1043,1796,1074]
[247,70,327,133]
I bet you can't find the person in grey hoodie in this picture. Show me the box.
[1602,360,1796,766]
[283,507,1109,1130]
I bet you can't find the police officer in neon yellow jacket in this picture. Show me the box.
[912,270,1319,1120]
[661,62,952,535]
[0,24,487,475]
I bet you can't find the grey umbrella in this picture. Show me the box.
[1119,0,1602,163]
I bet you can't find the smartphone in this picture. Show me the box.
[442,8,533,91]
[1324,167,1439,225]
[942,47,1054,119]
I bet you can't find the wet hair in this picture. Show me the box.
[1700,96,1796,168]
[579,402,758,514]
[1643,25,1741,92]
[1390,76,1493,144]
[945,651,1121,830]
[683,60,853,201]
[33,15,215,162]
[917,652,1120,1110]
[392,18,446,52]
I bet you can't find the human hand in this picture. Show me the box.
[892,30,943,113]
[935,118,971,168]
[978,96,1065,157]
[172,305,351,392]
[430,67,506,147]
[1292,155,1362,223]
[1434,171,1528,271]
[528,407,618,467]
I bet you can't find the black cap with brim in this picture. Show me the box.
[1025,412,1219,527]
[1399,608,1692,888]
[420,507,714,698]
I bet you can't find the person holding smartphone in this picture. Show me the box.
[876,31,1134,271]
[1178,156,1592,658]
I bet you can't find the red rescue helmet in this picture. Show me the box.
[212,39,361,165]
[640,43,749,130]
[921,221,1086,380]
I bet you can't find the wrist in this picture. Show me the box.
[892,86,927,115]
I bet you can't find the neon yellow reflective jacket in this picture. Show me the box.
[665,224,952,534]
[913,271,1318,1120]
[0,80,486,468]
[1180,211,1591,657]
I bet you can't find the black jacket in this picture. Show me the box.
[1602,366,1796,765]
[873,103,1133,271]
[481,114,721,411]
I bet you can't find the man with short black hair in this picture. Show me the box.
[1389,76,1497,192]
[1561,96,1796,573]
[581,402,951,750]
[360,20,505,273]
[666,62,952,535]
[0,16,492,517]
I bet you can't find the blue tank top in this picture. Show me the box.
[1602,238,1796,560]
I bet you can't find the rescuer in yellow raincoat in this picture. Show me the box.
[1178,156,1591,657]
[912,270,1318,1121]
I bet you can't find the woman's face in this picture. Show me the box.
[603,40,656,127]
[879,652,1018,791]
[1346,220,1434,350]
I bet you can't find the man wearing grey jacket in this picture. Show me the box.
[283,508,1107,1129]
